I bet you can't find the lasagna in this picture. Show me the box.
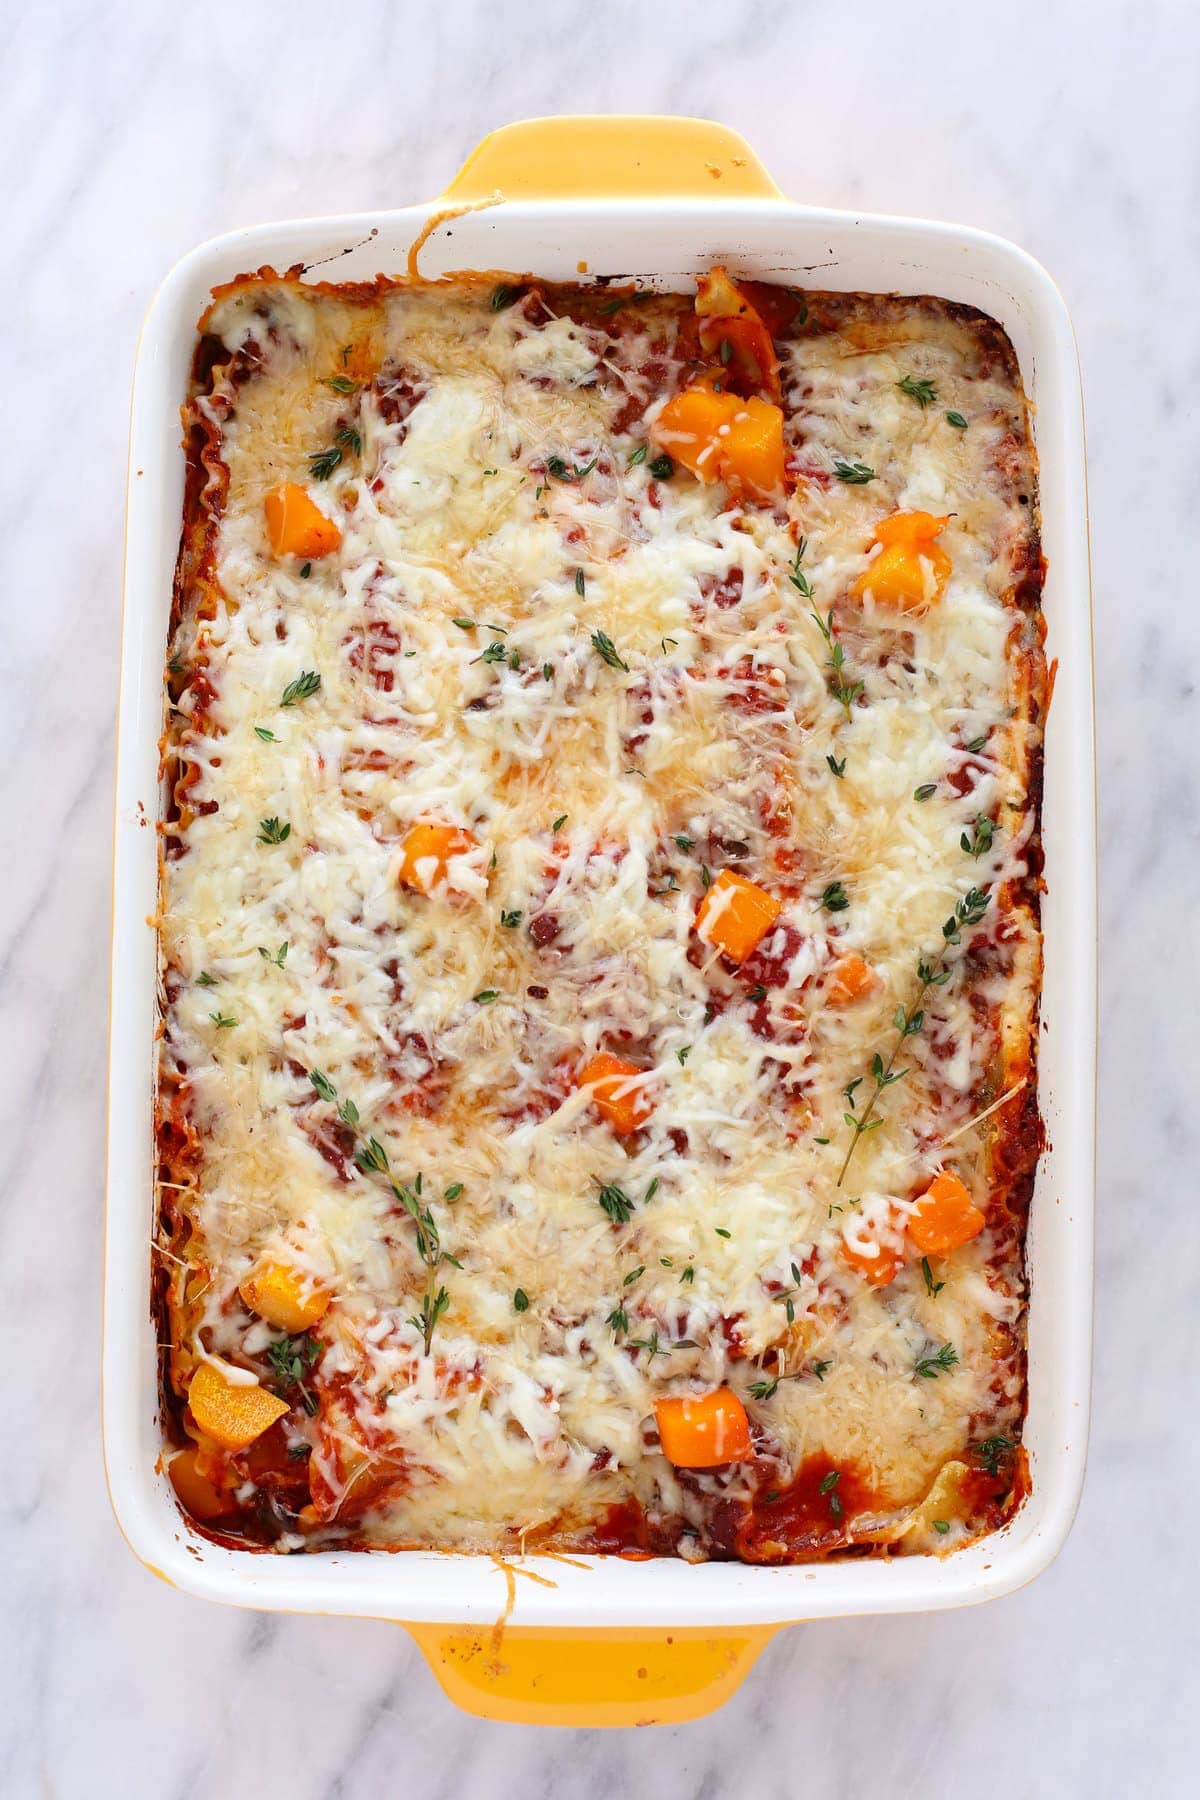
[157,264,1046,1561]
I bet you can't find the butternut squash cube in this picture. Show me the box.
[168,1446,238,1521]
[397,820,478,895]
[694,868,782,964]
[577,1051,653,1135]
[826,953,878,1006]
[653,382,741,480]
[655,1388,752,1468]
[722,396,786,498]
[239,1261,330,1333]
[907,1170,986,1256]
[263,483,342,559]
[850,510,951,611]
[188,1361,290,1451]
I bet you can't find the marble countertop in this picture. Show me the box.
[3,0,1196,1792]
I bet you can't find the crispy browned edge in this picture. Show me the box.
[154,268,1046,1556]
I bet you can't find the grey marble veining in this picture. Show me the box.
[2,1,1197,1793]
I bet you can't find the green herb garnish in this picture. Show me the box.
[308,445,342,480]
[973,1434,1014,1476]
[811,609,864,719]
[266,1332,321,1415]
[915,1342,959,1379]
[961,815,995,858]
[591,630,628,672]
[280,670,321,707]
[898,376,937,407]
[595,1180,636,1224]
[837,888,990,1185]
[921,1257,945,1298]
[789,536,814,600]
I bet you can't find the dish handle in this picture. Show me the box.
[406,1622,780,1727]
[442,115,781,203]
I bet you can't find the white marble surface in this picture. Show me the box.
[2,0,1197,1791]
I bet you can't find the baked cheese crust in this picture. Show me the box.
[157,269,1045,1559]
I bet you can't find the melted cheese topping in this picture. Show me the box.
[160,277,1043,1557]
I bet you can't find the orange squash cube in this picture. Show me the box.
[694,868,782,964]
[239,1261,330,1334]
[188,1361,290,1451]
[577,1051,653,1135]
[653,381,785,499]
[263,483,342,559]
[655,1388,752,1468]
[397,820,478,895]
[850,510,951,611]
[873,510,951,549]
[826,953,878,1007]
[840,1240,903,1289]
[721,397,786,499]
[653,381,741,480]
[907,1170,986,1256]
[168,1446,238,1521]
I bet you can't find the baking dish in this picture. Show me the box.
[105,115,1095,1725]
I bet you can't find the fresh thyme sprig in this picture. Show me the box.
[307,1069,457,1353]
[625,1329,699,1362]
[266,1332,321,1415]
[836,886,991,1185]
[280,670,321,707]
[789,535,814,601]
[748,1370,803,1401]
[973,1433,1014,1476]
[547,453,599,483]
[819,1467,844,1520]
[898,375,937,408]
[594,1178,636,1223]
[811,609,863,720]
[308,425,360,481]
[961,815,995,859]
[773,1261,806,1325]
[591,630,629,672]
[915,1341,958,1379]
